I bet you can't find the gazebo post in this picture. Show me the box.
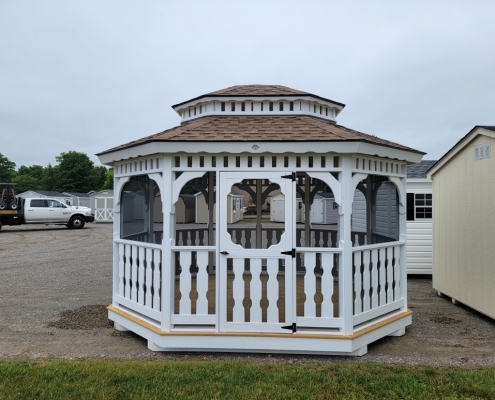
[161,156,173,331]
[341,155,354,336]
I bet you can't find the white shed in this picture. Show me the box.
[195,190,244,224]
[405,160,436,275]
[301,192,338,225]
[428,126,495,320]
[90,190,114,222]
[270,193,303,222]
[62,192,91,207]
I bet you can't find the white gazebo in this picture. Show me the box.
[97,85,424,356]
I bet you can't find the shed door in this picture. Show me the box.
[219,172,295,333]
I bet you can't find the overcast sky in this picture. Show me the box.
[1,1,494,168]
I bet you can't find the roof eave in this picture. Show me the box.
[427,126,495,178]
[172,93,346,111]
[97,139,424,166]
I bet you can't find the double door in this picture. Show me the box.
[219,172,295,333]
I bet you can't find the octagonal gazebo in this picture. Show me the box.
[97,85,424,356]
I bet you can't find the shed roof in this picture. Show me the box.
[428,125,495,177]
[98,115,423,156]
[406,160,438,178]
[31,190,67,197]
[63,192,91,198]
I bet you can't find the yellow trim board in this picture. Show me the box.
[108,305,412,340]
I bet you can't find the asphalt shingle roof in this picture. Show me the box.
[172,84,346,108]
[98,116,424,155]
[406,160,438,178]
[206,85,310,96]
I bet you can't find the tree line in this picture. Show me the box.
[0,151,113,194]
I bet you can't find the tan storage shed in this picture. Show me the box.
[175,194,195,223]
[428,126,495,320]
[195,190,244,224]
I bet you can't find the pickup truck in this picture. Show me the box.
[0,197,95,231]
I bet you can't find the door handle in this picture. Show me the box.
[220,251,229,255]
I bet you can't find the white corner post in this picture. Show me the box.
[112,176,130,307]
[340,156,354,335]
[389,176,408,312]
[161,156,173,331]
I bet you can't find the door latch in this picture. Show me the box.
[281,248,296,258]
[281,172,296,181]
[281,323,297,333]
[220,251,229,255]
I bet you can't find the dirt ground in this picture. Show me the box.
[1,223,494,367]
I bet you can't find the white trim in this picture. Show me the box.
[98,142,423,166]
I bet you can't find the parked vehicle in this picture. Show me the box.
[0,183,94,231]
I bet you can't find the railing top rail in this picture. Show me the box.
[171,246,216,252]
[115,238,162,250]
[296,247,342,253]
[352,240,405,252]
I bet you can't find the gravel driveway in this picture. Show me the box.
[1,223,494,367]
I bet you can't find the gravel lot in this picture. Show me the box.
[1,223,494,367]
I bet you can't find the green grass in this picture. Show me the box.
[1,359,494,399]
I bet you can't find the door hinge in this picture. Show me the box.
[281,172,296,181]
[281,248,296,258]
[281,323,297,333]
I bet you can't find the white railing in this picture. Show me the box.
[171,247,216,326]
[295,248,343,330]
[115,240,162,323]
[352,242,405,326]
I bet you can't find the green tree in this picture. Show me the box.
[41,163,59,191]
[102,168,114,189]
[12,174,39,193]
[17,165,44,181]
[55,151,96,192]
[12,165,45,193]
[93,165,108,190]
[0,153,16,183]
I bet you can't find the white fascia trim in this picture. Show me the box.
[173,96,345,115]
[98,141,423,166]
[406,178,432,183]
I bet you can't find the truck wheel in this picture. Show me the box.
[0,202,5,210]
[69,216,85,229]
[10,203,17,210]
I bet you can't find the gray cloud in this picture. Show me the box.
[1,0,494,168]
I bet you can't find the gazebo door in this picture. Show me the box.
[219,172,295,333]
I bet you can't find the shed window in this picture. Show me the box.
[407,193,432,220]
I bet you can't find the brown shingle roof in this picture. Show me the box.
[172,84,345,108]
[97,116,424,155]
[206,85,310,96]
